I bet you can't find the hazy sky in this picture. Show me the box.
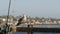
[0,0,60,18]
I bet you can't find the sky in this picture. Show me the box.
[0,0,60,18]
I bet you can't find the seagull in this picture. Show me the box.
[16,14,27,26]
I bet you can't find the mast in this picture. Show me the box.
[6,0,11,34]
[7,0,11,24]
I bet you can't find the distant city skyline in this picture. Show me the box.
[0,0,60,18]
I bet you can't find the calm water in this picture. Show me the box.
[12,32,60,34]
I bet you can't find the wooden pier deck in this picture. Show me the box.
[10,24,60,34]
[16,27,60,32]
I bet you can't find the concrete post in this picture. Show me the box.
[11,26,16,32]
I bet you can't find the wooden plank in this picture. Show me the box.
[16,27,60,32]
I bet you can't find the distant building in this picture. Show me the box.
[35,20,40,24]
[57,19,60,24]
[0,18,6,23]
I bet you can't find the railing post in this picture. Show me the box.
[28,24,33,34]
[11,26,16,32]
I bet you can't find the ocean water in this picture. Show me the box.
[12,32,60,34]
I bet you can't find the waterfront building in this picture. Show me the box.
[57,19,60,24]
[34,20,40,25]
[53,20,57,24]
